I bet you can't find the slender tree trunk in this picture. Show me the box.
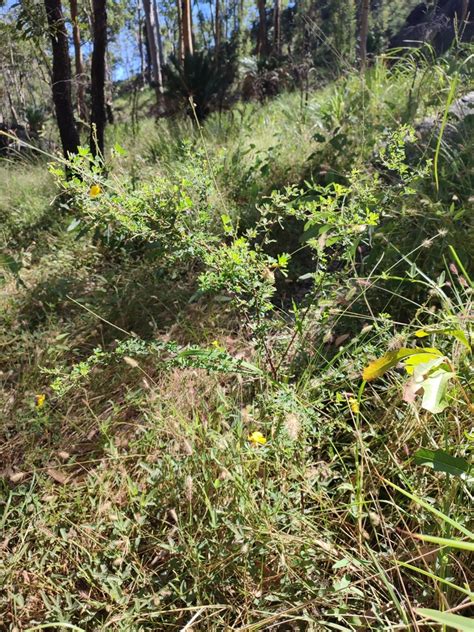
[143,0,163,103]
[358,0,370,70]
[143,22,152,83]
[10,44,27,114]
[273,0,281,55]
[5,70,20,126]
[153,0,165,68]
[105,52,114,124]
[43,0,80,158]
[89,0,107,158]
[215,0,221,56]
[181,0,193,56]
[257,0,268,57]
[69,0,88,122]
[177,0,185,61]
[137,2,145,85]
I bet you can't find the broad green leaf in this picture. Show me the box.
[419,368,455,413]
[415,608,474,631]
[362,348,442,381]
[414,448,471,478]
[411,356,449,377]
[404,354,447,376]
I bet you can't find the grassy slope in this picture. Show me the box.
[0,55,473,630]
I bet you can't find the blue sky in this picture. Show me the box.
[0,0,266,81]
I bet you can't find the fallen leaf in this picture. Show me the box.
[47,468,68,485]
[402,379,422,404]
[124,356,139,368]
[9,471,27,483]
[335,333,350,347]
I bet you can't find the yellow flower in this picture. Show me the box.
[248,431,266,445]
[35,394,46,409]
[89,184,102,197]
[348,397,360,414]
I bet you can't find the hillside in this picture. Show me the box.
[1,50,473,630]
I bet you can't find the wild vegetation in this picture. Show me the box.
[1,0,473,630]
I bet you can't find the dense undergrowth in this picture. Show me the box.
[1,51,473,630]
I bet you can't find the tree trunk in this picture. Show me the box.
[181,0,193,56]
[143,0,163,104]
[153,0,165,68]
[137,2,145,85]
[358,0,370,70]
[177,0,185,62]
[89,0,107,158]
[215,0,221,56]
[257,0,268,57]
[273,0,281,55]
[143,21,152,83]
[43,0,80,158]
[69,0,88,122]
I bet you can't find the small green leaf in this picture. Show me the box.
[415,608,474,631]
[414,448,471,478]
[332,558,351,570]
[113,142,127,156]
[67,218,81,232]
[333,574,351,592]
[221,214,233,234]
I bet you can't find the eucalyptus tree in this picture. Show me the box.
[43,0,80,157]
[89,0,107,157]
[143,0,164,102]
[181,0,193,57]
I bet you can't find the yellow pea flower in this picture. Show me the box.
[248,431,266,445]
[89,184,102,197]
[35,394,46,409]
[348,397,360,414]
